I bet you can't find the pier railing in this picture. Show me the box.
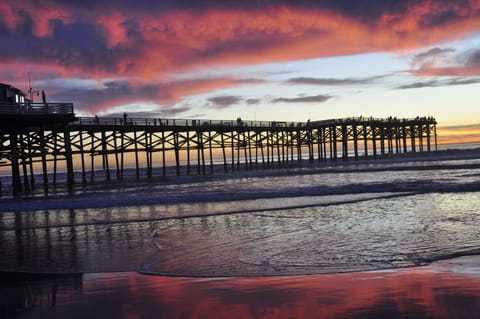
[310,116,437,126]
[75,116,437,128]
[76,117,307,128]
[0,102,74,115]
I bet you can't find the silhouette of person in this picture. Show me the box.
[42,90,47,104]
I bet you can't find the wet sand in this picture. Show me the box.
[1,147,480,318]
[2,256,480,319]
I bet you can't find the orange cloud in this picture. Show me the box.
[4,2,480,78]
[97,10,131,48]
[103,3,480,78]
[127,7,369,76]
[376,0,480,46]
[2,1,480,113]
[412,66,480,77]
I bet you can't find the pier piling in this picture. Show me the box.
[0,116,438,195]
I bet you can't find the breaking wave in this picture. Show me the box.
[0,148,480,276]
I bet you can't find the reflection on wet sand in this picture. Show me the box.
[2,259,480,319]
[0,208,158,273]
[0,272,82,318]
[2,192,480,276]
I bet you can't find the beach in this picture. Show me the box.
[2,256,480,318]
[1,145,480,318]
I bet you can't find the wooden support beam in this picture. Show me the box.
[64,128,75,189]
[1,116,439,195]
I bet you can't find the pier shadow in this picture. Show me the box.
[0,208,158,273]
[0,272,82,319]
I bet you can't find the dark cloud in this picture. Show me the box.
[51,77,256,114]
[413,47,456,63]
[395,77,480,89]
[410,47,456,73]
[101,105,191,118]
[246,98,260,105]
[205,94,263,109]
[441,77,480,86]
[150,0,478,27]
[103,105,164,117]
[410,48,480,76]
[395,80,439,89]
[466,49,480,67]
[0,20,130,74]
[287,76,385,86]
[272,94,332,103]
[34,0,403,16]
[311,0,407,23]
[418,2,470,28]
[50,80,155,114]
[40,0,430,24]
[207,95,243,108]
[101,110,163,118]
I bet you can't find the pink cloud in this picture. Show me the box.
[4,1,480,78]
[0,2,72,37]
[2,0,480,113]
[409,48,480,77]
[99,2,480,78]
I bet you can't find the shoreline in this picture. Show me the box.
[1,146,480,194]
[1,249,480,279]
[0,254,479,279]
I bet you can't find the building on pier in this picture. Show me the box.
[0,82,77,194]
[0,83,76,127]
[0,83,29,104]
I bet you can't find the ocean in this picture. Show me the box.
[1,142,480,318]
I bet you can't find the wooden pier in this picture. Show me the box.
[0,115,437,195]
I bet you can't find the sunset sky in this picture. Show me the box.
[1,0,480,142]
